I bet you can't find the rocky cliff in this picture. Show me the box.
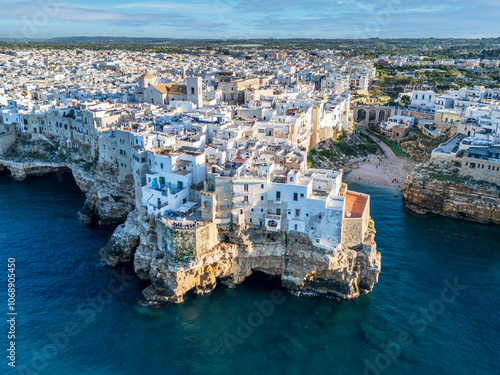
[101,210,381,304]
[0,137,135,225]
[403,162,500,224]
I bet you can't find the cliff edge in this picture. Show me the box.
[403,161,500,224]
[101,210,381,304]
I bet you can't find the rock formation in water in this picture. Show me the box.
[100,209,381,303]
[403,162,500,224]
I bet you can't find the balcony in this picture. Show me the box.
[265,214,281,232]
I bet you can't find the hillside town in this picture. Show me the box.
[0,47,379,256]
[0,47,499,230]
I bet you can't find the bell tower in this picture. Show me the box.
[187,77,203,108]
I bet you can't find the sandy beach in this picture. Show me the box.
[344,155,417,189]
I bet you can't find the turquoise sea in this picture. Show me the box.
[0,170,499,375]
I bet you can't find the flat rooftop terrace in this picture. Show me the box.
[344,192,368,219]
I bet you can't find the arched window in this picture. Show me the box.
[191,87,195,95]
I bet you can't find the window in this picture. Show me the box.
[294,224,298,230]
[295,209,300,217]
[244,195,248,202]
[276,208,281,215]
[261,184,264,189]
[319,214,322,219]
[249,218,252,223]
[149,160,151,166]
[160,163,164,169]
[276,191,281,201]
[183,198,187,204]
[261,196,264,201]
[300,193,304,198]
[244,184,249,192]
[240,209,243,214]
[311,227,314,230]
[293,193,298,201]
[306,213,309,217]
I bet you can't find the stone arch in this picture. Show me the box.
[379,110,386,122]
[356,109,367,123]
[369,110,377,124]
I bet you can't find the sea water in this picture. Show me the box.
[0,171,499,375]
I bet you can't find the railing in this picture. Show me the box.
[164,218,213,231]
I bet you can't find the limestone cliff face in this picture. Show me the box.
[403,163,500,224]
[101,211,381,304]
[77,162,135,226]
[100,210,141,266]
[144,229,380,303]
[0,159,135,225]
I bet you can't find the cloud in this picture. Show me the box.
[112,1,217,13]
[0,1,228,30]
[0,0,497,39]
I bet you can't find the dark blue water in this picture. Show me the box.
[1,172,499,375]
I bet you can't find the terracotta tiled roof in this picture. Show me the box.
[166,83,187,95]
[139,73,156,79]
[153,83,187,95]
[344,192,368,219]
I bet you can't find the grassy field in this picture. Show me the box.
[381,138,408,157]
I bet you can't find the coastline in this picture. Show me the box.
[344,155,417,189]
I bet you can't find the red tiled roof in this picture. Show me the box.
[344,192,368,219]
[231,157,249,163]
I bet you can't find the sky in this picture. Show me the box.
[0,0,499,40]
